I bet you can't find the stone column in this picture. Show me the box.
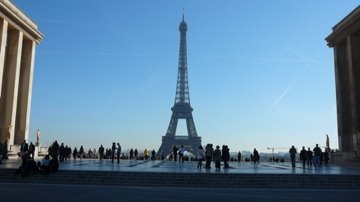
[347,34,360,154]
[14,39,35,145]
[334,44,352,152]
[0,28,23,147]
[0,18,8,142]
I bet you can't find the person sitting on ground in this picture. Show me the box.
[40,155,50,173]
[17,152,37,177]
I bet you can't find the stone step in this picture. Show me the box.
[1,168,359,189]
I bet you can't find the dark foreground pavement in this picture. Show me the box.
[1,182,359,202]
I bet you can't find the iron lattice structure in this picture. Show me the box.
[157,15,201,158]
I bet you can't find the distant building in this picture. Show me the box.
[326,6,360,160]
[0,0,43,148]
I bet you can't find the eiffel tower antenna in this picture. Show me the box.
[157,14,202,158]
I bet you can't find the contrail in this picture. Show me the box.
[267,52,320,112]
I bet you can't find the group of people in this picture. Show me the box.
[198,144,231,170]
[289,144,330,169]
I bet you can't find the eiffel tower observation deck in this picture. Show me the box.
[157,15,201,158]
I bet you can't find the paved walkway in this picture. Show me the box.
[2,159,360,175]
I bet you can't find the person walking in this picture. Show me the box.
[197,145,205,169]
[289,145,297,168]
[300,146,307,169]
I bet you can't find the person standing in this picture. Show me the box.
[289,145,297,168]
[129,148,134,160]
[99,145,104,161]
[300,146,307,169]
[213,145,222,170]
[151,149,156,160]
[20,140,29,154]
[111,143,116,163]
[178,145,185,163]
[197,145,205,169]
[253,148,260,165]
[237,151,242,162]
[144,149,148,160]
[73,147,78,161]
[222,145,230,169]
[134,149,138,160]
[79,145,84,161]
[116,143,121,163]
[172,146,178,162]
[205,144,213,169]
[306,147,313,167]
[28,142,35,159]
[313,144,322,167]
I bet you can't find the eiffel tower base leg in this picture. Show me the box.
[157,136,201,159]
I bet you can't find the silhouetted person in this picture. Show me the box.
[111,143,116,163]
[173,146,178,162]
[20,140,29,154]
[237,151,242,162]
[300,146,307,169]
[178,145,185,163]
[205,144,213,169]
[289,145,297,168]
[306,147,313,167]
[324,150,329,166]
[222,145,230,169]
[313,144,322,167]
[213,145,221,170]
[151,149,156,160]
[129,148,134,160]
[99,145,104,160]
[28,142,35,159]
[79,145,84,161]
[134,149,138,160]
[253,148,260,164]
[59,143,65,162]
[117,143,121,163]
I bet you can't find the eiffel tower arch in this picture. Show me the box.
[157,15,201,158]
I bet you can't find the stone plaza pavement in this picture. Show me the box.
[1,158,360,175]
[1,159,360,189]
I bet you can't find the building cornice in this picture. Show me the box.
[0,0,43,43]
[326,6,360,47]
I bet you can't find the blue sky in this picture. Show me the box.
[12,0,359,153]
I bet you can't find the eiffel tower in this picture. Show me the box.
[157,15,201,158]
